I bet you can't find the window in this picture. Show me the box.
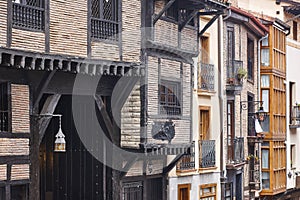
[178,184,190,200]
[122,182,143,200]
[262,172,270,189]
[12,0,45,31]
[159,80,181,115]
[11,184,29,200]
[166,0,178,20]
[291,144,296,169]
[227,27,235,79]
[293,21,297,41]
[91,0,119,41]
[227,101,235,162]
[199,184,217,200]
[199,107,210,140]
[0,83,9,132]
[201,36,210,64]
[247,37,254,80]
[225,183,232,200]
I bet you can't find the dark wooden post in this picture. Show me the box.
[29,115,40,200]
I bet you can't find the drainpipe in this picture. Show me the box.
[257,33,268,196]
[218,15,226,200]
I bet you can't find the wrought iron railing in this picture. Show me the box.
[227,137,244,164]
[199,140,215,168]
[198,62,214,91]
[91,18,119,41]
[176,144,195,170]
[291,106,300,126]
[226,60,243,85]
[13,3,44,31]
[0,111,8,132]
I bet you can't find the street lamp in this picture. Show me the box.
[38,113,66,152]
[53,114,66,152]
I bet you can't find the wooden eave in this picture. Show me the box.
[0,47,144,77]
[145,40,198,64]
[226,6,269,37]
[177,0,229,11]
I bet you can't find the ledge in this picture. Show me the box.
[198,166,218,174]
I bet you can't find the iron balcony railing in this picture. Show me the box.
[291,106,300,127]
[199,140,216,168]
[227,137,244,164]
[13,3,44,31]
[226,60,243,85]
[91,18,119,41]
[198,62,214,91]
[176,144,195,171]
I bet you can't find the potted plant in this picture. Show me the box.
[237,67,247,81]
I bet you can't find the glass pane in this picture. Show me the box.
[261,75,270,88]
[261,37,269,46]
[261,49,270,66]
[262,172,270,189]
[262,149,269,169]
[262,90,269,112]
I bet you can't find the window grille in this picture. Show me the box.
[159,80,181,116]
[12,0,45,31]
[91,0,119,41]
[0,83,9,132]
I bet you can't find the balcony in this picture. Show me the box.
[198,62,215,92]
[176,144,195,171]
[199,140,216,168]
[227,137,245,168]
[226,60,243,94]
[13,3,45,31]
[290,106,300,128]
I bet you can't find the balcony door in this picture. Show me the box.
[199,106,210,140]
[227,101,235,162]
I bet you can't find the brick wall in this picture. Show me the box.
[0,138,29,156]
[49,0,87,57]
[0,165,6,181]
[122,0,141,63]
[121,82,141,148]
[0,1,7,47]
[91,42,120,60]
[11,28,45,52]
[11,164,30,180]
[181,28,198,52]
[155,20,178,48]
[11,84,30,133]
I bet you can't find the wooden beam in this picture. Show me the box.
[153,0,176,24]
[179,10,198,31]
[38,94,61,144]
[162,153,185,174]
[199,14,220,36]
[94,95,116,143]
[33,70,57,113]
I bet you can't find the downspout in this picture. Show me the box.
[218,15,226,200]
[220,8,231,200]
[257,33,268,195]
